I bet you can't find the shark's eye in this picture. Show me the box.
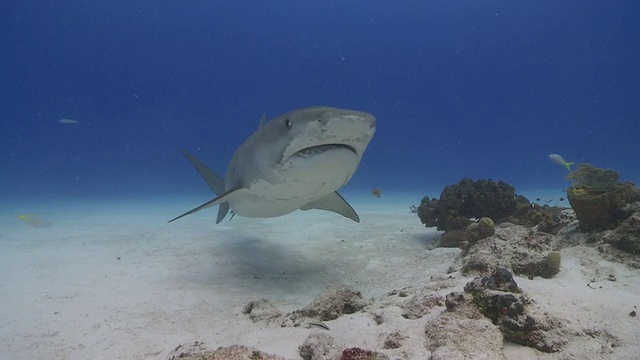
[284,119,292,129]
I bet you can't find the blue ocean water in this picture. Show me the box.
[2,1,639,205]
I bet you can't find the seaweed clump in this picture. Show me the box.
[418,178,519,231]
[566,163,640,231]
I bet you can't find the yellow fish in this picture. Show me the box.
[548,153,574,172]
[59,118,79,124]
[17,214,52,228]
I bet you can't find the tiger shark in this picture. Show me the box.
[168,106,376,224]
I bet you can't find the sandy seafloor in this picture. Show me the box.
[1,190,639,360]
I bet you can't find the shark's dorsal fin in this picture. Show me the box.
[258,111,267,128]
[167,187,243,223]
[176,150,231,223]
[301,191,360,222]
[182,150,225,194]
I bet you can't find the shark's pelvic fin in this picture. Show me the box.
[301,191,360,222]
[217,202,230,224]
[172,150,231,223]
[167,187,241,223]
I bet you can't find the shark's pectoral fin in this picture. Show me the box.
[301,192,360,222]
[181,150,232,223]
[167,188,242,223]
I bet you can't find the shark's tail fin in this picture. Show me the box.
[179,150,230,224]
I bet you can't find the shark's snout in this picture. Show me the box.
[339,111,376,139]
[352,111,376,129]
[280,108,375,163]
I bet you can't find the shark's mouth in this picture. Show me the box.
[293,144,356,158]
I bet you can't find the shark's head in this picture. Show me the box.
[247,106,376,192]
[277,107,375,162]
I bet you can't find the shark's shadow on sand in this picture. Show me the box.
[181,233,341,295]
[408,231,442,248]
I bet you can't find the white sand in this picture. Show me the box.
[1,193,639,359]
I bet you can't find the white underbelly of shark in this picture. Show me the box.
[231,147,358,218]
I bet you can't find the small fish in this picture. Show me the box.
[548,153,574,172]
[371,188,382,198]
[307,322,330,330]
[17,214,52,228]
[59,118,79,124]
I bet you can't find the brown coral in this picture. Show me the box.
[418,178,518,231]
[340,347,388,360]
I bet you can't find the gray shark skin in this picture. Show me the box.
[169,106,376,224]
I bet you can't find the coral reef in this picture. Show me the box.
[566,163,620,192]
[292,286,367,321]
[242,298,283,323]
[566,163,640,231]
[183,254,623,359]
[299,334,390,360]
[167,342,287,360]
[418,165,640,275]
[418,178,570,249]
[299,333,340,360]
[401,292,444,319]
[568,183,639,231]
[458,224,564,279]
[456,269,567,353]
[340,347,389,360]
[560,163,640,257]
[417,178,519,231]
[425,306,506,360]
[382,331,405,349]
[242,287,370,329]
[540,251,562,278]
[435,229,467,248]
[519,204,568,234]
[593,209,640,259]
[466,217,496,244]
